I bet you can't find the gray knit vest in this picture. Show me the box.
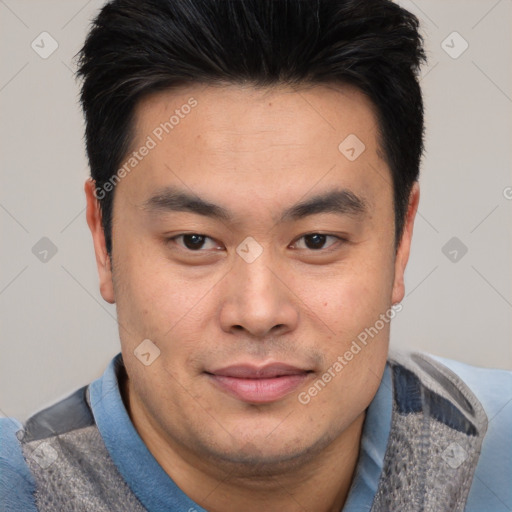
[17,351,487,511]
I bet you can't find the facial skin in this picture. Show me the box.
[85,83,419,512]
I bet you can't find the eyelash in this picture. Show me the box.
[167,233,346,253]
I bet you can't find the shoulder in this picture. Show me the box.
[429,354,512,411]
[381,351,511,511]
[426,353,512,511]
[21,385,94,443]
[0,417,38,512]
[0,385,95,512]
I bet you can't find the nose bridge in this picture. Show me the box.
[233,242,281,304]
[219,242,298,337]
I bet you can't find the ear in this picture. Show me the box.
[84,179,115,304]
[391,182,420,305]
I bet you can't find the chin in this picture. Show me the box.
[195,421,338,476]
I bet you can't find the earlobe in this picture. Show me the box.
[84,179,116,304]
[391,182,420,305]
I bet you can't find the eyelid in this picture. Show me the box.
[291,234,346,251]
[169,234,223,251]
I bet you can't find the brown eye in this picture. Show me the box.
[182,234,206,250]
[293,234,341,251]
[304,234,327,250]
[170,234,221,251]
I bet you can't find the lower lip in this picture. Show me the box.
[208,374,309,403]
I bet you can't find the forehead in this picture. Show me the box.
[122,83,389,216]
[134,82,380,150]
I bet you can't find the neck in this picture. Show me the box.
[121,371,365,512]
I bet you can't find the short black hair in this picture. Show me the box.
[77,0,426,256]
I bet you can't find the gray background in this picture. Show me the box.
[1,0,511,422]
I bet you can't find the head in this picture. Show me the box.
[80,0,424,475]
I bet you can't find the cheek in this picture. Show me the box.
[114,249,218,364]
[113,248,178,339]
[308,257,394,342]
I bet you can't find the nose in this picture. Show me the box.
[218,250,299,339]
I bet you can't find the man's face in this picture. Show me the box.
[88,83,416,472]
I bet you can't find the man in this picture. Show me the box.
[1,0,510,510]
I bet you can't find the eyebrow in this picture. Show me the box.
[141,186,368,224]
[280,189,367,223]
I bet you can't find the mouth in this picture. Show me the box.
[205,363,313,404]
